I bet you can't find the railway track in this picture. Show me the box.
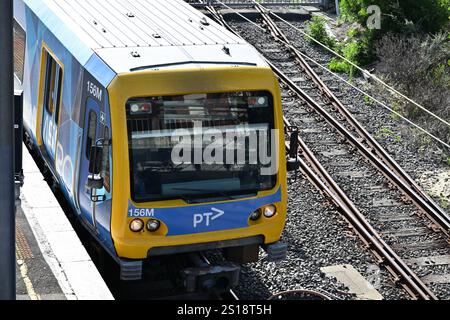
[202,3,450,299]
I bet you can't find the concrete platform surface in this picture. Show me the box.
[17,145,113,300]
[321,264,383,300]
[16,203,66,300]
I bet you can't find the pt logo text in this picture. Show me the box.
[193,208,225,228]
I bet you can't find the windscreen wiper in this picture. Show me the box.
[172,187,259,202]
[172,187,234,200]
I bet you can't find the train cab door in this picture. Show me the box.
[78,97,111,232]
[40,50,63,163]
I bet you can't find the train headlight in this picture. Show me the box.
[258,97,267,105]
[147,219,161,232]
[263,205,277,218]
[250,209,262,221]
[130,104,140,113]
[130,219,144,232]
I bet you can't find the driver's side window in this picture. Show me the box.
[86,110,97,164]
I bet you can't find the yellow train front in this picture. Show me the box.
[111,67,288,274]
[14,0,288,286]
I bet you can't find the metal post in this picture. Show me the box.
[0,0,16,301]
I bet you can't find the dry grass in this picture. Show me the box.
[374,33,450,145]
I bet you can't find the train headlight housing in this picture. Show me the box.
[130,219,144,232]
[146,219,161,232]
[263,205,277,218]
[130,102,152,114]
[250,209,262,221]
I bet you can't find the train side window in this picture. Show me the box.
[13,19,26,83]
[86,111,97,161]
[54,68,63,124]
[43,50,63,122]
[102,126,111,193]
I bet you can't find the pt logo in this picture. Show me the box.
[193,208,225,228]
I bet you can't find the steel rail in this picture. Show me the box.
[254,4,450,236]
[204,5,438,300]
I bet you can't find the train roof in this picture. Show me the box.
[21,0,267,83]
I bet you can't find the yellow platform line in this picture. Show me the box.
[16,249,40,300]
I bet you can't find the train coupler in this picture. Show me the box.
[263,241,288,262]
[181,261,240,294]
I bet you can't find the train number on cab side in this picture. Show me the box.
[86,81,102,101]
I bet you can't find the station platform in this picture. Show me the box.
[16,144,113,300]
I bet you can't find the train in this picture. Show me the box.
[13,0,295,285]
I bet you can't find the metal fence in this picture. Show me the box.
[186,0,329,7]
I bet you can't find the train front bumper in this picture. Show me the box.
[113,215,286,260]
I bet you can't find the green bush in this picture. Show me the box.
[364,95,375,105]
[329,58,350,73]
[342,41,361,63]
[338,0,449,66]
[327,32,373,75]
[306,16,336,49]
[339,0,449,34]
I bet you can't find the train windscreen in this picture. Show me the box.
[126,91,277,202]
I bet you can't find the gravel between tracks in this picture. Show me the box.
[235,172,409,300]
